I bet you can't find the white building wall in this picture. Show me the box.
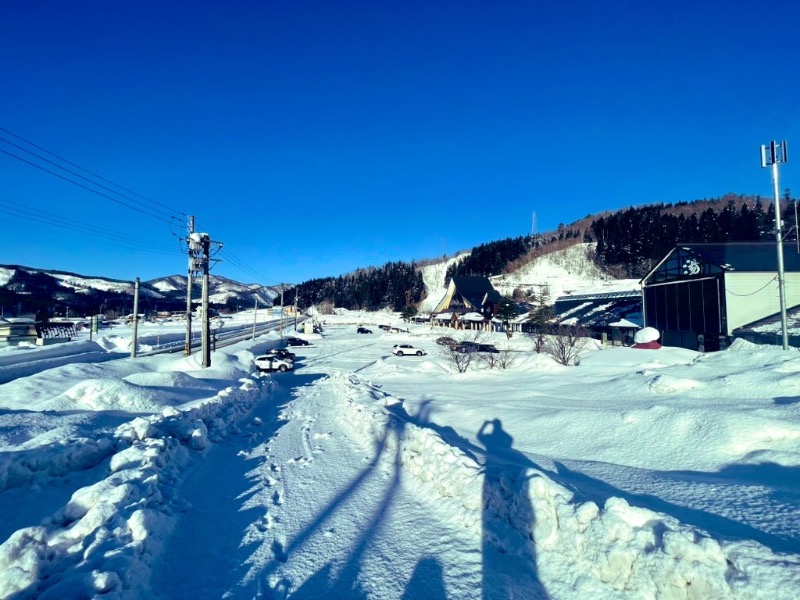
[725,272,800,333]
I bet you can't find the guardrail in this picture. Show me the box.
[136,318,308,357]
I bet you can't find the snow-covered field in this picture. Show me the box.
[1,310,799,599]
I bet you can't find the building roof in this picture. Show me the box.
[451,276,505,306]
[554,296,643,329]
[432,276,505,313]
[680,242,800,272]
[641,242,800,287]
[649,242,800,279]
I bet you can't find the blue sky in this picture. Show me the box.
[2,0,799,287]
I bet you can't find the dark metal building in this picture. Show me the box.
[641,242,800,351]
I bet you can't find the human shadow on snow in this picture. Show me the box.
[147,374,322,600]
[478,418,549,600]
[272,405,409,599]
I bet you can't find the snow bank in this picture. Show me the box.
[0,375,271,599]
[331,373,800,599]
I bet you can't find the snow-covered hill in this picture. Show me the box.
[418,243,639,309]
[147,274,279,307]
[0,265,281,312]
[418,253,469,313]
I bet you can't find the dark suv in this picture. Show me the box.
[357,327,372,334]
[264,348,296,360]
[454,341,479,353]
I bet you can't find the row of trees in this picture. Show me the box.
[286,261,425,312]
[589,195,793,277]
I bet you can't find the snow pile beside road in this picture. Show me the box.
[0,375,270,599]
[334,373,800,599]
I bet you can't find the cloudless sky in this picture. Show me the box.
[2,0,799,286]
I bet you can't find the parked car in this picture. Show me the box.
[263,348,296,361]
[357,327,372,334]
[392,344,426,356]
[436,336,457,347]
[254,355,294,372]
[286,336,310,346]
[455,341,499,353]
[454,341,480,353]
[378,325,391,331]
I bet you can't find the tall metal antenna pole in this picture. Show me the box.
[761,140,790,350]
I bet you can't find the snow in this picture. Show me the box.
[418,253,468,313]
[1,311,799,599]
[491,243,630,299]
[635,327,661,343]
[0,268,13,287]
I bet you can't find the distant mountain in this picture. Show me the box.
[0,264,280,318]
[145,274,278,307]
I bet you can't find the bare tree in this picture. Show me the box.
[496,346,516,369]
[442,344,475,373]
[542,325,589,366]
[479,346,516,370]
[531,330,546,354]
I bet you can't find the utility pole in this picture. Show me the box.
[280,284,284,339]
[294,289,298,331]
[131,277,140,358]
[184,216,196,356]
[761,140,790,350]
[200,234,211,368]
[184,228,222,368]
[252,297,258,339]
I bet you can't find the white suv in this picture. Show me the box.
[254,355,294,372]
[392,344,426,356]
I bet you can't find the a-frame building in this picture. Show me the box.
[432,276,505,318]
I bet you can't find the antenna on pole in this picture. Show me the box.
[761,140,790,350]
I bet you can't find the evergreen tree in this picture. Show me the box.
[494,296,521,330]
[527,285,554,330]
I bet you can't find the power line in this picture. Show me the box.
[0,197,182,255]
[0,147,178,224]
[217,248,284,287]
[0,138,181,223]
[0,127,187,218]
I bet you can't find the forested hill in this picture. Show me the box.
[287,193,790,310]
